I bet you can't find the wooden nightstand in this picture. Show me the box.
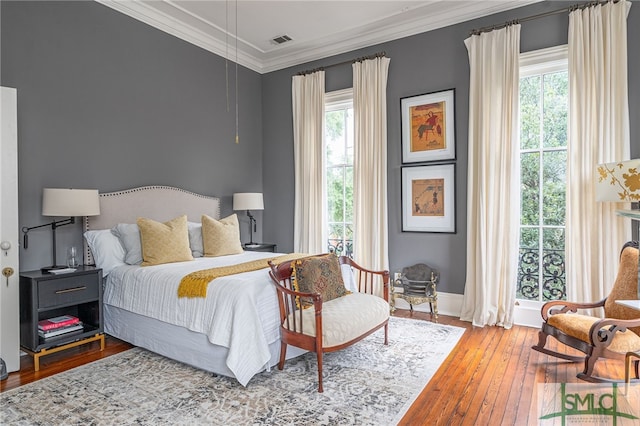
[19,266,104,371]
[243,243,277,252]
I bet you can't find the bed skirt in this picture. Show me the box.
[104,304,307,383]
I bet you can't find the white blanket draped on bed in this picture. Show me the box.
[103,251,283,387]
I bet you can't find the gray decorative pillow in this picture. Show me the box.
[188,221,204,258]
[111,223,143,265]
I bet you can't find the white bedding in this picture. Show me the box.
[104,251,284,386]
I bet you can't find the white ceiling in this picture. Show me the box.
[97,0,541,74]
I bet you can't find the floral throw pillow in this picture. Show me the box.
[292,253,350,308]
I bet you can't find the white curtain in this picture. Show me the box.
[292,71,326,254]
[352,57,390,278]
[460,25,521,328]
[565,1,632,307]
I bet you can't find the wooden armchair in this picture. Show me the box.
[532,241,640,382]
[268,255,389,392]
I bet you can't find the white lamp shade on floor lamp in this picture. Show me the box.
[595,159,640,300]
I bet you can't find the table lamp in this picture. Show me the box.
[22,188,100,273]
[233,192,264,248]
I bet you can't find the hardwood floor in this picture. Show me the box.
[0,336,133,392]
[0,312,630,425]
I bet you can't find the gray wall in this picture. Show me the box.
[262,1,640,295]
[2,1,638,282]
[1,1,264,271]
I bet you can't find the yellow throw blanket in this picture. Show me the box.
[178,253,308,298]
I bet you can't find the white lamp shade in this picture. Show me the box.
[233,193,264,211]
[42,188,101,217]
[595,159,640,202]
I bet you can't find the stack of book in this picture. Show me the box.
[38,315,83,339]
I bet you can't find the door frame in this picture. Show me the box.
[0,86,20,373]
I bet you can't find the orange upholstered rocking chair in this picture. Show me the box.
[532,241,640,382]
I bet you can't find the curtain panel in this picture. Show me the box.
[352,57,391,282]
[292,71,326,254]
[460,25,521,328]
[565,0,632,307]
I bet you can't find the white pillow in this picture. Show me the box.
[341,263,358,293]
[111,223,143,265]
[84,229,126,275]
[188,221,204,257]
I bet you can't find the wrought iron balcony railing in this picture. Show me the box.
[517,247,566,301]
[326,242,565,301]
[327,239,353,259]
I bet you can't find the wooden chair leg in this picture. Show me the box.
[384,322,388,346]
[534,329,549,352]
[278,342,287,370]
[626,352,640,384]
[317,351,324,393]
[578,350,601,382]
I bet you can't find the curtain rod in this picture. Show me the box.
[296,51,387,76]
[469,0,619,36]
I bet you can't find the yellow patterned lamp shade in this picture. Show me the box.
[595,159,640,202]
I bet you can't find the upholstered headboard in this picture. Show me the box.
[83,186,220,265]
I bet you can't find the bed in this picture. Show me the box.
[82,186,310,387]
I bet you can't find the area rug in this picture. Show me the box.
[1,317,464,425]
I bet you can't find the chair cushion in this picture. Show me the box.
[604,244,640,336]
[548,313,640,353]
[292,254,350,308]
[285,293,389,348]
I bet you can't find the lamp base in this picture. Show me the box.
[244,243,261,248]
[41,265,69,274]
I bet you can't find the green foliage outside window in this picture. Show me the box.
[518,70,568,301]
[325,106,354,257]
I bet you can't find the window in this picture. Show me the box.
[324,89,354,258]
[517,46,568,303]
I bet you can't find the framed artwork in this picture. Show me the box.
[402,164,455,233]
[401,89,455,163]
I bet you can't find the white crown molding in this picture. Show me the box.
[97,0,542,74]
[96,0,265,72]
[261,1,541,73]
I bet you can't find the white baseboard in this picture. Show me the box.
[513,300,544,328]
[392,291,463,317]
[392,292,542,329]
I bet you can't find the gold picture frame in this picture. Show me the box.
[402,164,456,233]
[401,89,455,163]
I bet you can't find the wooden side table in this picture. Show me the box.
[625,351,640,385]
[616,300,640,384]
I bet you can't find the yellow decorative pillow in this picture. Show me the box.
[137,215,193,266]
[202,214,244,257]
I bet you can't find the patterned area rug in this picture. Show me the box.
[1,317,464,425]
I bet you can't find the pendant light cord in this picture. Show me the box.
[235,0,239,144]
[225,0,229,112]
